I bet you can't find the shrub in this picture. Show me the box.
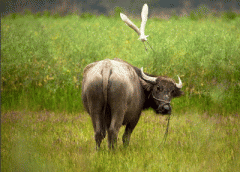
[114,6,124,18]
[34,12,42,18]
[43,10,51,18]
[80,12,94,19]
[223,9,238,20]
[52,12,61,18]
[171,10,179,20]
[7,13,21,19]
[24,9,32,16]
[190,4,210,20]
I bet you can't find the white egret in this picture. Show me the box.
[120,4,154,51]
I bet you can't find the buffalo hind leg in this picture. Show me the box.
[107,128,118,149]
[122,118,140,147]
[85,77,107,150]
[94,117,106,150]
[88,98,106,150]
[95,130,106,150]
[107,78,127,149]
[107,111,125,149]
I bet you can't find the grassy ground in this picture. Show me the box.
[1,12,240,171]
[1,111,240,171]
[2,13,240,114]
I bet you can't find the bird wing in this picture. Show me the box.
[120,13,140,35]
[140,4,148,37]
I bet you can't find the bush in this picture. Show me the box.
[7,13,21,19]
[223,9,238,20]
[80,12,94,19]
[43,10,51,18]
[114,6,124,18]
[24,9,32,16]
[34,12,42,18]
[190,4,210,20]
[171,10,179,20]
[52,12,61,18]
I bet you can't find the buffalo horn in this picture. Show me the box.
[176,76,182,88]
[140,67,157,84]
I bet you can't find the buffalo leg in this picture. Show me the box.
[122,118,139,147]
[107,104,126,149]
[107,113,124,149]
[86,83,106,150]
[107,77,130,149]
[91,114,106,150]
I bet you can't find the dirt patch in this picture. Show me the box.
[1,110,88,124]
[1,111,25,123]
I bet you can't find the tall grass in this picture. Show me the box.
[2,11,240,172]
[2,13,240,114]
[1,111,240,171]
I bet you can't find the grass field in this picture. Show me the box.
[2,111,240,171]
[2,13,240,114]
[1,11,240,171]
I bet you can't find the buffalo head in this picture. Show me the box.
[140,67,183,115]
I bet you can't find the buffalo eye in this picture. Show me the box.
[171,89,176,95]
[157,86,163,92]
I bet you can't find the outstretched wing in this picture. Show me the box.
[139,4,148,41]
[120,13,140,35]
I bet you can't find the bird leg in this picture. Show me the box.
[143,42,148,52]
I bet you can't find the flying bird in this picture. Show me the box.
[120,4,154,51]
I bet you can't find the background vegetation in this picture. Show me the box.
[2,111,240,171]
[2,8,240,171]
[2,10,240,114]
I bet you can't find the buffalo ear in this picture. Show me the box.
[139,78,153,91]
[173,88,184,98]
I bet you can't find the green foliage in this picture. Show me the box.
[43,10,51,18]
[114,6,124,18]
[2,14,240,114]
[80,12,94,19]
[223,9,238,20]
[6,13,22,19]
[2,111,240,171]
[170,10,179,20]
[24,9,32,15]
[190,4,210,20]
[67,10,80,16]
[34,12,42,18]
[52,12,61,18]
[1,13,240,171]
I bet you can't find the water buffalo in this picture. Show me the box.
[82,58,183,149]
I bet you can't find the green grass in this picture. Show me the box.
[1,111,240,171]
[1,12,240,171]
[2,14,240,114]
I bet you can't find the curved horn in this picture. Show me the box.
[176,75,182,88]
[140,67,157,84]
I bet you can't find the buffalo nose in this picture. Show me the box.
[163,104,170,111]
